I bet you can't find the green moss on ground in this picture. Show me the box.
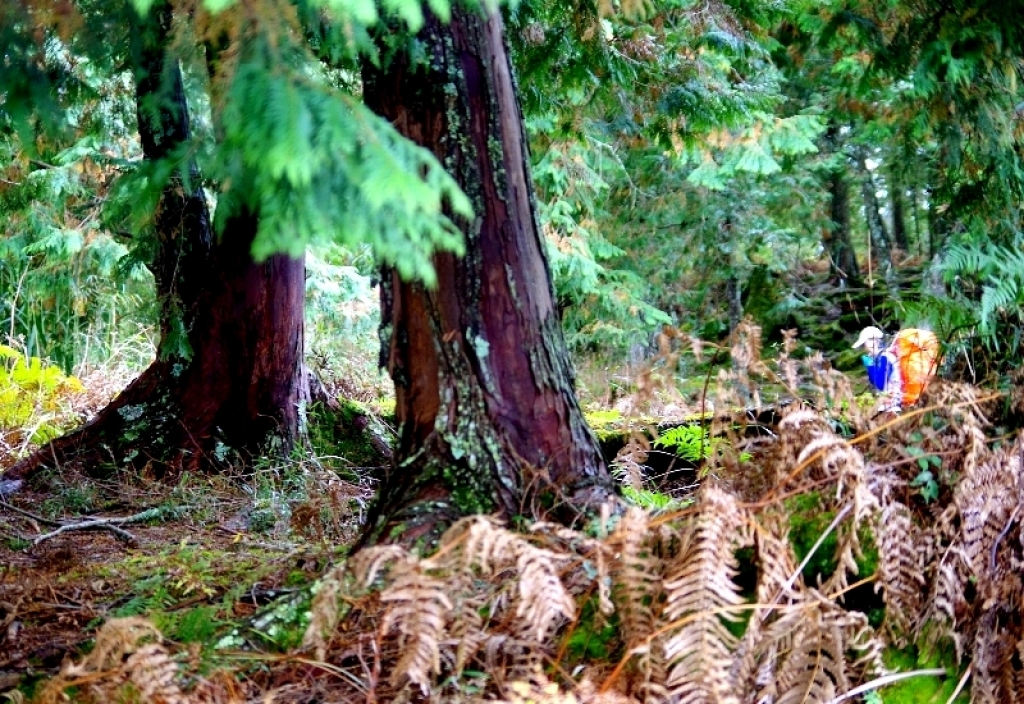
[307,399,391,470]
[784,491,878,583]
[877,642,969,703]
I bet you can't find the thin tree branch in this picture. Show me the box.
[0,499,64,526]
[25,507,165,546]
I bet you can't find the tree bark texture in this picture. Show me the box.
[6,3,304,482]
[857,153,894,289]
[822,125,859,285]
[827,167,859,284]
[360,6,609,544]
[889,164,910,253]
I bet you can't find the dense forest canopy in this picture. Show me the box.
[3,0,1024,371]
[3,0,1024,701]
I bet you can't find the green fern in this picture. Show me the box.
[0,344,84,447]
[213,51,471,285]
[654,424,718,463]
[942,241,1024,340]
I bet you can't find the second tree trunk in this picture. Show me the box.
[360,6,609,545]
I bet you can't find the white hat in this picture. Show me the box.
[852,326,884,349]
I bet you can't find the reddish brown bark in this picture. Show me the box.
[359,6,610,544]
[5,3,304,483]
[5,221,304,482]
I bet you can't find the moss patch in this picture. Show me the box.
[785,491,878,584]
[877,642,969,703]
[307,399,391,471]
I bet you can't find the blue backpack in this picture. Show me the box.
[862,354,892,391]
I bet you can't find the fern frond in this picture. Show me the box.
[301,563,349,660]
[942,240,1024,336]
[74,616,165,673]
[730,528,801,695]
[34,617,174,704]
[774,601,883,704]
[379,560,454,693]
[611,508,660,645]
[124,643,186,704]
[456,514,523,575]
[609,507,670,699]
[971,613,1017,704]
[784,415,878,597]
[920,550,969,658]
[950,435,1020,627]
[453,516,576,641]
[662,485,750,704]
[876,501,926,645]
[352,544,408,587]
[516,543,577,641]
[449,586,489,677]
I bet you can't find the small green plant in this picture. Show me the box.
[0,344,84,451]
[907,446,941,503]
[654,423,718,462]
[5,536,32,550]
[910,469,939,503]
[41,483,99,518]
[174,605,221,644]
[621,485,692,512]
[563,595,619,662]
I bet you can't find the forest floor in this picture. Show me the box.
[0,312,1016,702]
[0,465,365,697]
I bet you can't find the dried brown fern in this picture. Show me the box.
[301,562,350,660]
[919,544,970,657]
[343,516,584,697]
[378,557,453,693]
[730,526,802,694]
[662,485,751,704]
[775,409,880,597]
[123,643,185,704]
[453,516,577,641]
[875,500,927,644]
[773,603,847,704]
[608,507,670,702]
[610,508,659,646]
[33,617,239,704]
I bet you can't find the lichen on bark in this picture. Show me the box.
[358,5,611,547]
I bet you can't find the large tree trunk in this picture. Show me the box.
[857,152,895,290]
[822,125,859,285]
[5,3,304,483]
[827,168,859,284]
[359,6,610,545]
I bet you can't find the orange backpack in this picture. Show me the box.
[892,329,940,406]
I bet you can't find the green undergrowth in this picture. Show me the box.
[306,399,392,471]
[92,537,334,654]
[585,409,714,442]
[877,641,970,703]
[620,485,693,511]
[0,344,84,460]
[562,593,622,666]
[785,491,879,586]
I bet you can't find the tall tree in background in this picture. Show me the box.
[857,151,893,282]
[360,5,609,544]
[888,162,909,253]
[823,125,859,284]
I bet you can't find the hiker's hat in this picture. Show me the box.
[852,326,884,349]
